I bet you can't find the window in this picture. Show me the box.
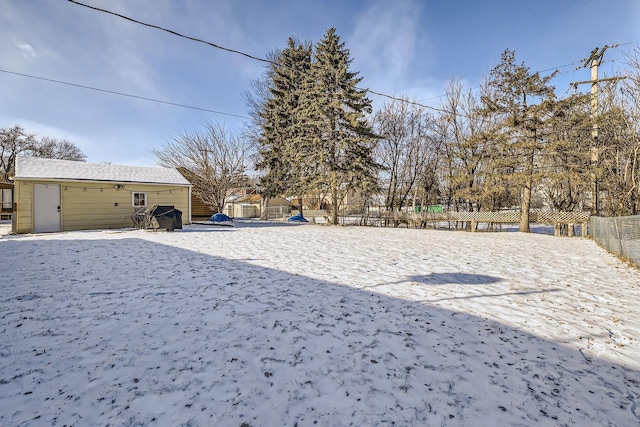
[132,192,147,207]
[1,188,12,211]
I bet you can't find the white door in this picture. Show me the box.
[34,184,61,233]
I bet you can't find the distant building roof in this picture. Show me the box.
[13,156,191,186]
[235,194,262,203]
[232,194,291,205]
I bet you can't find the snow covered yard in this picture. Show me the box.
[1,222,639,426]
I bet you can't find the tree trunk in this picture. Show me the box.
[519,145,535,232]
[331,189,339,225]
[519,179,531,232]
[299,196,304,219]
[260,197,270,220]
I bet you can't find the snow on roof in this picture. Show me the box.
[13,156,191,186]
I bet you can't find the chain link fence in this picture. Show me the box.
[590,215,640,268]
[265,205,290,220]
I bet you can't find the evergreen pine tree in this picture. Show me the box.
[255,38,312,216]
[482,49,556,232]
[308,27,379,225]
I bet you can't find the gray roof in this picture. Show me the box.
[13,156,191,186]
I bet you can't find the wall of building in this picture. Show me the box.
[13,179,190,233]
[13,180,33,233]
[191,195,217,219]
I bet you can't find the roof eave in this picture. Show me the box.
[12,176,192,187]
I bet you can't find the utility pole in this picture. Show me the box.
[570,44,626,215]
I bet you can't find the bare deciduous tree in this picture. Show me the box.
[597,46,640,215]
[0,126,36,182]
[1,125,86,182]
[36,137,87,162]
[152,123,251,213]
[373,97,436,211]
[435,79,499,213]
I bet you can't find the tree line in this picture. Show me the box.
[0,125,86,182]
[8,27,634,228]
[156,28,379,224]
[247,28,379,225]
[155,32,640,227]
[369,47,640,227]
[241,30,640,227]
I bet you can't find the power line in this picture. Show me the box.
[48,1,640,123]
[66,0,451,114]
[68,0,626,120]
[0,69,249,119]
[67,0,279,67]
[418,62,585,103]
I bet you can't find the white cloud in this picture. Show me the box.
[15,42,37,58]
[349,0,427,94]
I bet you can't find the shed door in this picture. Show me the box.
[34,184,61,233]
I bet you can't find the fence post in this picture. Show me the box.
[613,217,624,256]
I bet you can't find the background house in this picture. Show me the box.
[292,189,366,214]
[191,193,217,220]
[223,194,290,219]
[11,156,192,233]
[0,182,13,220]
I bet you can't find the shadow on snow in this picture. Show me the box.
[1,235,638,426]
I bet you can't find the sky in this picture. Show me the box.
[1,0,639,166]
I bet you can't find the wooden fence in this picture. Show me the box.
[378,211,591,237]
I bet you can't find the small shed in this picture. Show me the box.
[11,156,192,233]
[224,194,290,218]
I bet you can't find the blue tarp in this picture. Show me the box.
[211,213,233,225]
[288,213,308,222]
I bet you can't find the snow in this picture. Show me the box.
[1,221,639,426]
